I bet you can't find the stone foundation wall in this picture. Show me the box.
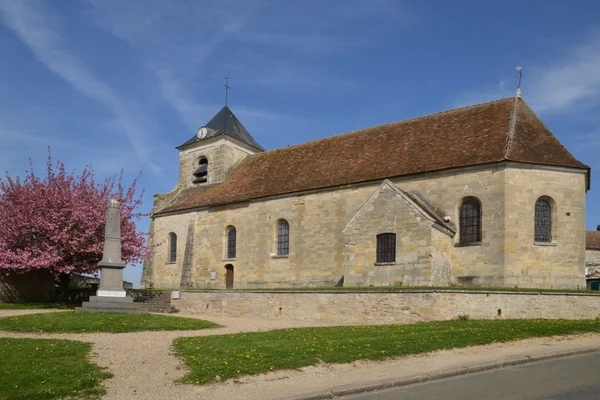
[179,290,600,324]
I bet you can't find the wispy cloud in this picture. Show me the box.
[528,34,600,113]
[454,80,513,108]
[229,0,413,55]
[575,131,600,151]
[86,0,261,129]
[86,0,408,131]
[455,34,600,114]
[0,120,142,177]
[0,0,162,174]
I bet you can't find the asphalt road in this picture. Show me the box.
[342,352,600,400]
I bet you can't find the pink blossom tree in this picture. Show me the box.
[0,154,149,280]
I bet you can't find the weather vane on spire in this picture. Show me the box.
[224,74,231,106]
[515,66,523,99]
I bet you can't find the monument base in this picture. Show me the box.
[97,289,126,297]
[76,295,143,314]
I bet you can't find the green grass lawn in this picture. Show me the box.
[174,318,600,384]
[0,338,111,400]
[0,311,219,333]
[0,303,74,310]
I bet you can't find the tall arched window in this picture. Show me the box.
[376,233,396,263]
[460,198,481,243]
[535,198,552,242]
[168,232,177,263]
[193,158,208,183]
[277,220,290,256]
[226,227,236,259]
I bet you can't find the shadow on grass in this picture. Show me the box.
[0,302,75,310]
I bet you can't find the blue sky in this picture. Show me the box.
[1,0,599,286]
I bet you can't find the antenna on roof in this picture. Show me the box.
[223,74,231,106]
[515,66,523,99]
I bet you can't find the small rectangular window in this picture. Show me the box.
[376,233,396,263]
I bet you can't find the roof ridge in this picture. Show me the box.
[505,99,589,167]
[504,97,519,158]
[255,97,516,157]
[518,100,585,165]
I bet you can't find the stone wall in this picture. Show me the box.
[586,249,600,279]
[393,164,507,285]
[144,162,587,290]
[147,164,505,289]
[179,290,600,324]
[502,166,587,289]
[343,182,453,287]
[142,212,196,289]
[178,137,257,188]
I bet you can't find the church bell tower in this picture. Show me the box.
[175,106,264,189]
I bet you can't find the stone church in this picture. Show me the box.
[140,96,591,290]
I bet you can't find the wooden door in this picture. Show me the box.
[225,265,234,289]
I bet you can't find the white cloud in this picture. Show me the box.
[85,0,260,128]
[528,34,600,113]
[85,0,404,129]
[455,34,600,114]
[575,131,600,150]
[0,0,162,174]
[454,80,513,108]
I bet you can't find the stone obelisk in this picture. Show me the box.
[97,199,127,297]
[77,199,141,313]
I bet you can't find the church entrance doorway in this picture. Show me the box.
[225,264,234,289]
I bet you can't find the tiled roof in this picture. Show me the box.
[587,231,600,250]
[156,97,589,215]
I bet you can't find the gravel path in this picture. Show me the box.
[1,310,600,400]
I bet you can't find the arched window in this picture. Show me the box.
[226,226,236,259]
[193,158,208,183]
[277,220,290,256]
[535,198,552,242]
[460,198,481,243]
[376,233,396,263]
[168,233,177,263]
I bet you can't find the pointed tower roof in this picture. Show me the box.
[178,106,264,151]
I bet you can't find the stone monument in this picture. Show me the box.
[77,199,141,313]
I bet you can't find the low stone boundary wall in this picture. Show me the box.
[178,290,600,324]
